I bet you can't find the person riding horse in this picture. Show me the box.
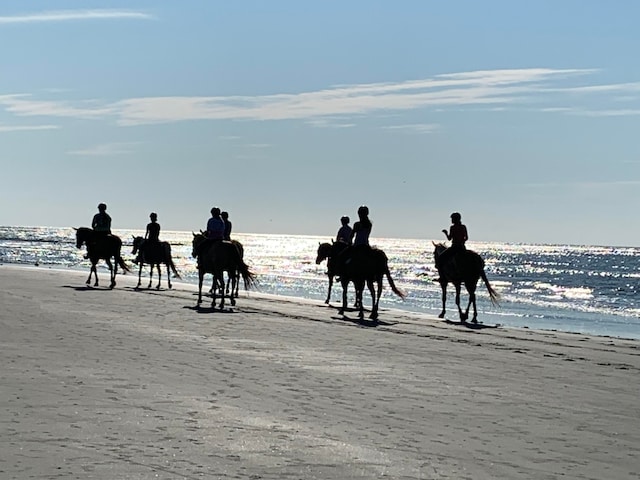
[437,212,468,275]
[92,203,112,236]
[194,207,226,258]
[134,212,162,264]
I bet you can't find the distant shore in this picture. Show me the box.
[1,265,639,479]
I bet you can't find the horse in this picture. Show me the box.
[433,242,500,323]
[131,236,181,290]
[315,241,357,306]
[191,233,256,310]
[74,227,130,289]
[333,245,406,321]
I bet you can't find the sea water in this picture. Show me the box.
[1,226,639,339]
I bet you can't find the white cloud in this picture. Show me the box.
[67,143,138,156]
[1,68,637,126]
[0,9,154,24]
[0,124,58,132]
[381,123,438,134]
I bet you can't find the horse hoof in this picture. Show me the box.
[438,313,445,319]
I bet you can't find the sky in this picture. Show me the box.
[1,1,639,246]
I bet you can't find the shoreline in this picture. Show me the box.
[2,265,640,478]
[4,262,639,343]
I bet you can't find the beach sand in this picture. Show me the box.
[1,265,639,479]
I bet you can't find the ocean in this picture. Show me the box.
[1,226,639,340]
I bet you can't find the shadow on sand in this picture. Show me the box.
[443,319,501,330]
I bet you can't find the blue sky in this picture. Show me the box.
[1,1,639,246]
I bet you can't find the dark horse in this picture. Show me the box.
[75,227,130,288]
[131,236,181,290]
[333,245,406,321]
[191,233,256,310]
[315,241,358,306]
[433,242,499,323]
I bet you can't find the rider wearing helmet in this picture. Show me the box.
[92,203,112,236]
[336,215,353,245]
[351,205,372,247]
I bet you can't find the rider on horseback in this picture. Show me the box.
[135,212,161,264]
[437,212,468,274]
[221,211,232,241]
[336,215,352,245]
[195,207,226,258]
[92,203,112,236]
[351,206,372,247]
[86,203,112,259]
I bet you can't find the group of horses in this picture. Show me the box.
[74,228,254,310]
[74,227,498,322]
[315,241,499,323]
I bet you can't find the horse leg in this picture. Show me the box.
[367,278,378,321]
[106,259,115,289]
[455,283,466,322]
[229,271,237,306]
[166,263,172,289]
[197,271,204,307]
[355,279,365,319]
[466,282,478,323]
[147,263,153,289]
[438,280,447,318]
[86,263,95,286]
[339,279,349,315]
[325,274,333,304]
[136,262,143,289]
[155,264,161,290]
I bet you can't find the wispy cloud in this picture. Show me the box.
[67,142,138,156]
[0,9,154,24]
[1,68,638,126]
[0,124,58,132]
[381,123,439,134]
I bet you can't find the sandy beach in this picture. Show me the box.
[1,265,639,479]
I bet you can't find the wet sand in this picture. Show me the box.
[1,265,639,479]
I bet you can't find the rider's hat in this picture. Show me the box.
[450,212,461,221]
[98,203,107,211]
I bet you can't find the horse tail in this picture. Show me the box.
[385,268,406,299]
[231,245,256,290]
[168,257,181,279]
[481,270,500,306]
[164,243,181,279]
[117,255,130,273]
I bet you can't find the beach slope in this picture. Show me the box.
[1,266,639,479]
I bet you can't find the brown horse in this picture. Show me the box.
[433,242,499,323]
[131,236,181,290]
[75,227,130,288]
[191,233,256,310]
[315,241,350,304]
[333,245,405,321]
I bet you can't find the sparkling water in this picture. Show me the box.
[1,226,639,339]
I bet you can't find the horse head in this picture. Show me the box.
[432,241,447,260]
[192,232,206,258]
[131,236,143,254]
[74,227,91,249]
[315,242,332,264]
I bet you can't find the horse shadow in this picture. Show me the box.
[443,319,500,330]
[62,285,113,292]
[182,305,236,314]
